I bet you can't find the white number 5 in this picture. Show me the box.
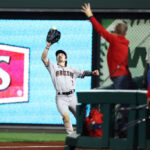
[0,56,11,91]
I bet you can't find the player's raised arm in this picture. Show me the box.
[41,27,61,66]
[41,42,51,66]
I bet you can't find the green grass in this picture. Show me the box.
[0,132,67,142]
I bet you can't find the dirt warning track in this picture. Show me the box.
[0,141,65,150]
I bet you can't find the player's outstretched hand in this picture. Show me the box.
[81,3,93,18]
[92,70,99,76]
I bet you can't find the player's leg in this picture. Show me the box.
[62,111,74,134]
[56,95,74,134]
[68,94,78,118]
[62,94,78,134]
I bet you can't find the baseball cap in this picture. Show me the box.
[56,50,67,58]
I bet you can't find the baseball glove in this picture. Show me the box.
[46,27,61,44]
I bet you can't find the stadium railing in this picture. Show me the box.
[65,76,149,150]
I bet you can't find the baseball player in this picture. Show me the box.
[41,41,99,134]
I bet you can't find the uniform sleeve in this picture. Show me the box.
[90,17,116,43]
[46,59,57,76]
[71,67,84,78]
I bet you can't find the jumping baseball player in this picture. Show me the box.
[41,28,99,134]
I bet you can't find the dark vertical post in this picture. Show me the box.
[91,26,100,89]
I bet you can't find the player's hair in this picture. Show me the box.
[115,23,128,35]
[56,50,67,58]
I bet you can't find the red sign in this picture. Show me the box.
[0,44,29,103]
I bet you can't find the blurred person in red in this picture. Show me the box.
[81,3,136,138]
[81,3,136,89]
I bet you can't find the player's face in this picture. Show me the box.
[56,53,67,64]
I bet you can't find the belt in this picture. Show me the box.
[58,90,75,95]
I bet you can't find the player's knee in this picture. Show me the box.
[62,112,70,123]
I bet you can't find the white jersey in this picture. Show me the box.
[46,59,84,93]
